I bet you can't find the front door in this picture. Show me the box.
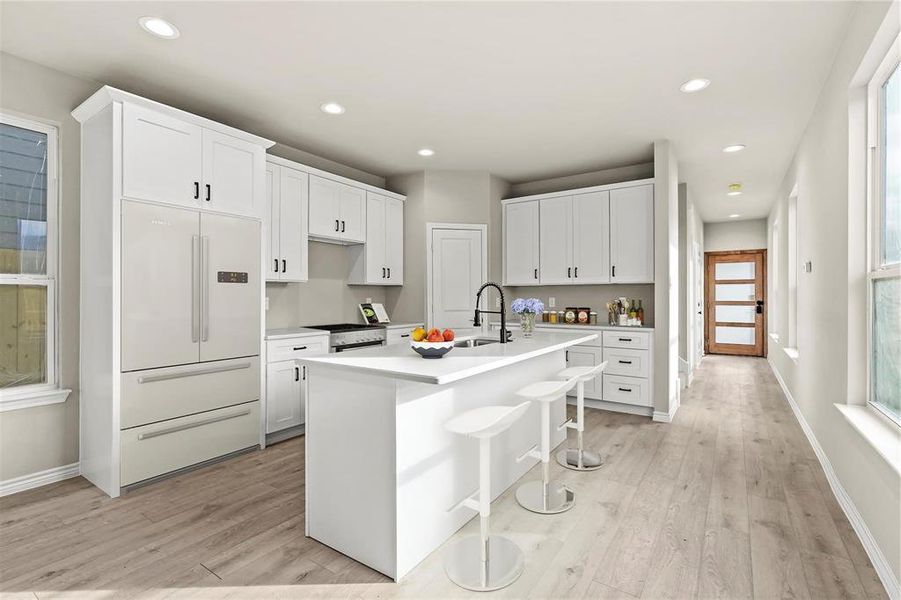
[705,250,767,356]
[429,227,485,331]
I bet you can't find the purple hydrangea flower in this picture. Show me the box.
[511,297,544,314]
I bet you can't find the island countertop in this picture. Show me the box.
[299,331,598,385]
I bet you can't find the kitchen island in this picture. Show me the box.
[299,331,597,580]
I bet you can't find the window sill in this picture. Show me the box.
[0,387,71,413]
[834,403,901,475]
[783,346,800,364]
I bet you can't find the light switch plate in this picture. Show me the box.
[549,297,556,308]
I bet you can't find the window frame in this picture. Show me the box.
[0,111,61,406]
[865,33,901,426]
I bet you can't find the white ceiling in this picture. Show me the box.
[1,1,854,221]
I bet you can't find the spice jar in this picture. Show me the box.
[589,311,598,325]
[548,310,558,324]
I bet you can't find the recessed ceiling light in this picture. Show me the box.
[723,144,746,153]
[727,183,743,196]
[727,191,743,196]
[729,214,741,218]
[138,16,180,39]
[417,148,435,157]
[320,102,346,115]
[680,78,710,93]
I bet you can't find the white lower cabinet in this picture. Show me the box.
[565,344,603,398]
[603,374,651,407]
[265,334,329,435]
[386,324,423,346]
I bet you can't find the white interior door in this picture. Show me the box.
[122,104,202,208]
[279,166,308,281]
[121,200,199,371]
[430,227,484,330]
[385,197,404,284]
[264,163,280,279]
[199,213,261,362]
[201,129,262,217]
[572,190,610,283]
[365,192,387,282]
[539,196,573,284]
[504,200,540,285]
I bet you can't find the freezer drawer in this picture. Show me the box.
[602,330,651,350]
[602,375,651,407]
[120,401,259,487]
[602,347,650,378]
[120,357,260,429]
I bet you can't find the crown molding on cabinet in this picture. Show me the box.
[266,154,405,202]
[501,177,656,205]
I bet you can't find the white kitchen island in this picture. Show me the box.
[299,331,598,580]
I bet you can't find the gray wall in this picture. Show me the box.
[767,0,899,581]
[704,219,767,252]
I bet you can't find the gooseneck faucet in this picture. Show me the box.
[472,282,511,344]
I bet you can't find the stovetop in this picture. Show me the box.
[307,323,386,333]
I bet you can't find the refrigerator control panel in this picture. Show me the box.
[217,271,249,283]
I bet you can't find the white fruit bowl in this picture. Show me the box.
[410,339,454,359]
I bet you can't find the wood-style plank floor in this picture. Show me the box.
[0,355,887,599]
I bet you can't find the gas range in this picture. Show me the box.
[306,323,387,352]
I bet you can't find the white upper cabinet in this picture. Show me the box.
[610,184,654,283]
[123,103,203,208]
[122,103,265,218]
[265,161,308,282]
[539,196,574,284]
[503,200,540,285]
[348,192,404,285]
[201,129,265,218]
[308,174,366,243]
[572,191,610,283]
[501,180,653,287]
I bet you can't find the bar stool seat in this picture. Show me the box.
[443,401,530,592]
[556,362,607,471]
[514,375,579,515]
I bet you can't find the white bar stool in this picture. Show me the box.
[555,362,608,471]
[514,376,579,514]
[443,400,531,592]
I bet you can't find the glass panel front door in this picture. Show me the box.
[705,251,766,356]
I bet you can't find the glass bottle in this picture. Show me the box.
[636,300,644,325]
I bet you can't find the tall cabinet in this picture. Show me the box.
[348,191,405,285]
[73,86,274,498]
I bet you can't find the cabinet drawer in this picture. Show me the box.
[602,330,650,349]
[386,326,422,346]
[602,347,650,378]
[120,401,259,486]
[602,375,650,408]
[121,357,260,429]
[266,336,329,363]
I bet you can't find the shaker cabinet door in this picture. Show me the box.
[565,345,602,399]
[365,193,387,282]
[572,190,610,284]
[504,200,540,285]
[309,175,341,239]
[385,197,404,285]
[539,196,573,285]
[610,184,654,283]
[338,184,366,243]
[279,166,309,282]
[201,129,264,218]
[264,163,280,280]
[266,361,303,433]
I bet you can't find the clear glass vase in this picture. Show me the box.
[521,312,536,337]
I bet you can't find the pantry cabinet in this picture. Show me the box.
[122,103,265,218]
[348,192,404,285]
[265,161,308,282]
[502,179,653,287]
[309,174,366,243]
[503,200,540,285]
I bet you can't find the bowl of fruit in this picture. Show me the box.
[410,327,455,359]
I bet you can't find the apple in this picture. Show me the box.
[442,328,455,341]
[427,330,444,343]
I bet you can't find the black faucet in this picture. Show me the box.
[472,282,511,344]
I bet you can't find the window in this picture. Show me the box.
[867,36,900,425]
[0,113,59,402]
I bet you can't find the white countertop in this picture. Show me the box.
[491,321,654,332]
[300,331,598,385]
[265,327,330,340]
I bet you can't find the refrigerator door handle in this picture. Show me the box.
[191,235,200,343]
[201,236,210,342]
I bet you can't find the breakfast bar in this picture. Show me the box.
[299,331,597,580]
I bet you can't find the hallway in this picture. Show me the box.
[0,356,885,599]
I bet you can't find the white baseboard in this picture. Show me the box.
[768,358,899,600]
[0,462,80,497]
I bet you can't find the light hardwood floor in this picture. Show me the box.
[0,355,887,599]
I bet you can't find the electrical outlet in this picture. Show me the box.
[265,296,269,311]
[495,297,501,308]
[365,297,372,303]
[549,297,556,308]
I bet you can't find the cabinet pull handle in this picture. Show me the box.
[618,360,632,365]
[335,219,340,232]
[137,407,251,440]
[566,351,569,361]
[292,346,308,351]
[205,184,211,202]
[382,267,386,278]
[282,259,286,272]
[612,265,616,278]
[274,259,279,273]
[574,266,578,278]
[387,267,391,278]
[137,361,252,384]
[618,338,632,342]
[302,366,306,380]
[534,268,538,279]
[295,366,300,382]
[617,387,633,393]
[341,220,345,233]
[194,181,200,199]
[567,267,571,278]
[191,235,200,342]
[201,236,210,342]
[400,334,410,338]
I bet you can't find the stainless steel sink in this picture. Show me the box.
[453,338,501,348]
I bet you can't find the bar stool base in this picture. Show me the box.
[556,448,604,471]
[444,534,524,591]
[515,480,575,514]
